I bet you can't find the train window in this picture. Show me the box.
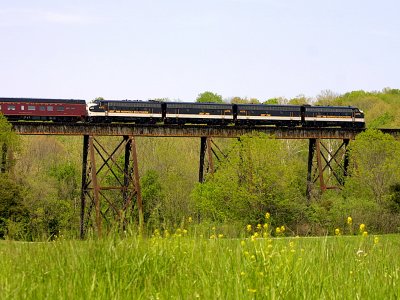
[56,106,65,111]
[39,106,46,111]
[8,105,16,110]
[47,106,54,111]
[28,106,36,111]
[21,105,25,110]
[0,105,1,110]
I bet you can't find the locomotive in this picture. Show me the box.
[0,97,365,128]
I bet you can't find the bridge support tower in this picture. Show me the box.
[80,135,143,238]
[306,138,350,201]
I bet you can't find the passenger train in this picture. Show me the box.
[0,97,365,128]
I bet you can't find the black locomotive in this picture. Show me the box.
[88,99,365,128]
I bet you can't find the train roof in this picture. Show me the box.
[0,97,86,104]
[166,102,232,108]
[236,104,302,111]
[305,105,359,111]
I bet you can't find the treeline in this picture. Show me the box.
[1,88,400,239]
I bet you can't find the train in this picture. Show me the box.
[0,97,365,128]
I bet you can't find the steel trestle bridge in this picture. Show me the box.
[8,122,400,238]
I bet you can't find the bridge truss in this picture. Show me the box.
[9,122,386,238]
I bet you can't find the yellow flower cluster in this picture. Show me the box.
[245,212,272,240]
[359,223,367,236]
[276,225,285,236]
[210,226,224,239]
[347,216,352,225]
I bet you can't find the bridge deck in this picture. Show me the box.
[8,122,386,139]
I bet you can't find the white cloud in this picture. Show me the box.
[42,11,91,25]
[0,8,101,27]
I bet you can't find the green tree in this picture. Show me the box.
[230,97,260,104]
[346,129,400,204]
[288,95,311,105]
[196,91,224,103]
[263,97,288,105]
[0,174,28,239]
[141,170,164,227]
[191,134,307,227]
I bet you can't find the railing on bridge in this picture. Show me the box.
[11,122,364,139]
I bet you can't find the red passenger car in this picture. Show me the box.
[0,98,87,122]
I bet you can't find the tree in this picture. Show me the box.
[288,95,311,105]
[0,175,28,239]
[263,97,288,105]
[346,129,400,204]
[196,92,224,103]
[191,134,307,227]
[230,97,260,104]
[316,89,339,105]
[141,170,164,227]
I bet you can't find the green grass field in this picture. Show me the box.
[1,226,399,300]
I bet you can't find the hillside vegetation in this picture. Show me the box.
[1,88,400,240]
[314,88,400,128]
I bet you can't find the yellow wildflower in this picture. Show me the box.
[248,289,257,293]
[188,217,193,223]
[374,236,379,245]
[263,223,269,230]
[218,234,224,239]
[210,234,216,239]
[246,224,252,232]
[359,223,366,232]
[182,229,188,235]
[265,212,270,219]
[276,227,281,234]
[335,228,340,236]
[347,216,352,225]
[362,231,368,237]
[280,225,285,232]
[257,224,262,230]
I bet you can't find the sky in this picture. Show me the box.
[0,0,399,102]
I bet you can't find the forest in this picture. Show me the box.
[1,88,400,240]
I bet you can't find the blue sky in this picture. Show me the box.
[1,0,399,102]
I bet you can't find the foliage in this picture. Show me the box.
[263,97,287,104]
[288,95,311,105]
[192,134,307,227]
[345,129,400,204]
[315,88,400,128]
[3,88,400,240]
[141,170,164,227]
[196,91,224,103]
[0,174,29,239]
[230,97,260,104]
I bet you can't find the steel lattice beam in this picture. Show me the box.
[80,136,142,238]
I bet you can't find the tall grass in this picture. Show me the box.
[0,230,399,299]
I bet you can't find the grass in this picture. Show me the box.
[0,229,399,299]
